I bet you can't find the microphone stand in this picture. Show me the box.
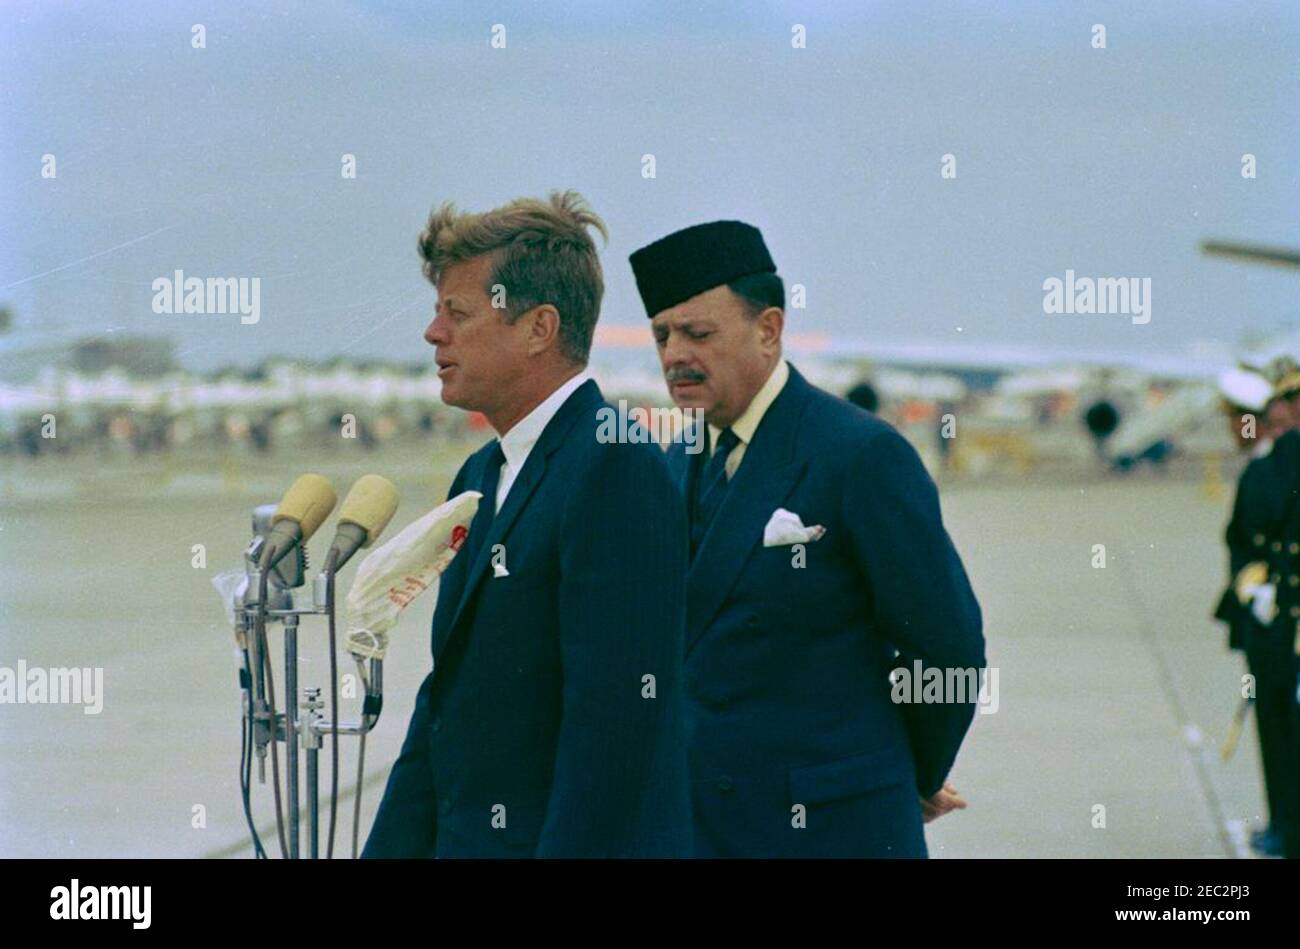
[237,566,384,859]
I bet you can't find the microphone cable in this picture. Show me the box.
[238,646,268,859]
[352,655,369,859]
[257,569,290,859]
[324,547,341,859]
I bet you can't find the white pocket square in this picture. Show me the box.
[763,508,826,547]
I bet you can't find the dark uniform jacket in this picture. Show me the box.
[1216,450,1277,651]
[1218,429,1300,857]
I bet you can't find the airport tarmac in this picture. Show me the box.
[0,446,1272,858]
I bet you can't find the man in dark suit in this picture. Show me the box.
[364,192,690,858]
[629,220,985,857]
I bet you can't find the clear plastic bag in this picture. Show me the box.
[211,569,247,629]
[342,490,481,659]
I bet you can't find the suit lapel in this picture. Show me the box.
[667,426,705,539]
[679,433,700,500]
[429,453,489,657]
[685,366,811,649]
[433,380,602,662]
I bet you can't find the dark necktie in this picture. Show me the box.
[463,440,505,570]
[692,427,739,555]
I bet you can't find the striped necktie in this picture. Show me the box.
[691,427,739,555]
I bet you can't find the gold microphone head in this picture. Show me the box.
[272,473,338,542]
[337,474,400,548]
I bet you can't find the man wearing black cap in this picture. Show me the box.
[630,220,985,857]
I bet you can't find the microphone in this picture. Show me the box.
[241,505,297,611]
[324,475,400,573]
[259,474,338,572]
[319,475,398,863]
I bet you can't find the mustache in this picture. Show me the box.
[665,367,707,384]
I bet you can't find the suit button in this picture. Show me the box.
[1272,541,1283,553]
[1290,543,1299,555]
[1254,533,1266,546]
[438,798,452,815]
[717,777,734,792]
[431,716,442,733]
[1292,606,1300,619]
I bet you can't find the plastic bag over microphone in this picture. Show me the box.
[342,490,481,660]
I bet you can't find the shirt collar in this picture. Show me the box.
[496,370,592,472]
[709,358,789,454]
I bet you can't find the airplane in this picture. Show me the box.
[1201,240,1300,271]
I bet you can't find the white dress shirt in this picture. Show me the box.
[491,371,592,513]
[706,359,789,480]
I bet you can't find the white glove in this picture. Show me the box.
[1247,583,1277,626]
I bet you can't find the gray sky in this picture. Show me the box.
[3,0,1298,372]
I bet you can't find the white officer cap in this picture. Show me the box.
[1218,367,1273,412]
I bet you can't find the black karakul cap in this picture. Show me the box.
[629,220,776,318]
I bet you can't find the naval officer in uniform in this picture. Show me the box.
[1223,371,1300,859]
[1214,367,1285,854]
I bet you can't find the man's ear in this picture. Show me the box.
[757,306,784,350]
[525,304,562,356]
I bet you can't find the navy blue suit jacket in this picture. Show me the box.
[363,379,692,858]
[666,364,984,858]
